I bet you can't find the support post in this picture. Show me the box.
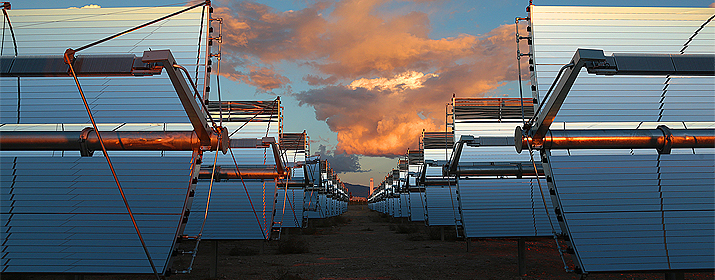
[664,272,684,280]
[209,240,218,278]
[440,227,445,241]
[518,238,526,277]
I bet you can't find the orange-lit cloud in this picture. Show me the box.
[215,0,527,156]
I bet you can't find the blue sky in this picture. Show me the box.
[14,0,714,187]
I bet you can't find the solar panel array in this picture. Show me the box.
[529,6,715,273]
[276,132,309,228]
[375,164,411,219]
[1,6,208,274]
[420,132,459,226]
[1,154,196,273]
[408,191,427,222]
[406,150,426,222]
[306,160,348,220]
[423,185,460,226]
[452,98,554,238]
[303,156,323,219]
[368,133,461,226]
[185,100,281,240]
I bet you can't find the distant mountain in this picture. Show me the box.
[343,182,370,198]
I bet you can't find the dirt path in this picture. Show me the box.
[169,204,581,280]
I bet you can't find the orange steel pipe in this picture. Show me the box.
[0,130,226,152]
[516,127,715,153]
[198,167,286,180]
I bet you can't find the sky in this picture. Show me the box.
[16,0,715,188]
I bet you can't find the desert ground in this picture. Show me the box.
[6,204,713,280]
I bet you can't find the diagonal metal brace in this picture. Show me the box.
[141,49,214,146]
[528,49,606,145]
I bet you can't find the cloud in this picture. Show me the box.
[317,145,368,173]
[296,23,525,156]
[214,1,330,91]
[214,0,487,87]
[216,0,528,155]
[68,4,101,9]
[303,74,339,86]
[220,62,290,92]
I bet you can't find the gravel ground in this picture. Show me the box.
[6,204,714,280]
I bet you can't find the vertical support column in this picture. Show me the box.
[202,5,212,102]
[664,272,684,280]
[209,240,218,278]
[526,5,540,112]
[440,227,445,241]
[518,238,526,276]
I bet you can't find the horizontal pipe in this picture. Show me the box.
[421,178,457,186]
[279,181,310,188]
[0,129,242,154]
[516,127,715,153]
[198,167,281,180]
[452,164,544,177]
[1,130,205,150]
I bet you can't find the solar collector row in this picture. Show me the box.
[529,5,714,274]
[2,5,210,274]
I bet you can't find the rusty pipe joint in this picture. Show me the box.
[515,126,540,153]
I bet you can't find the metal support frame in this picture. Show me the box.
[168,149,203,275]
[528,49,610,143]
[445,135,517,176]
[141,50,215,146]
[2,49,231,153]
[447,163,544,178]
[522,49,715,151]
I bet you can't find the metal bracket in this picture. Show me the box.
[445,134,516,176]
[78,127,95,157]
[657,125,672,154]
